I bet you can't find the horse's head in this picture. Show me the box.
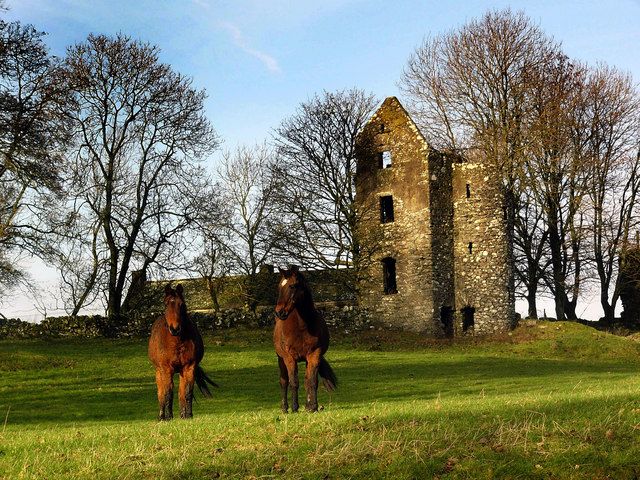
[275,265,306,320]
[164,283,186,336]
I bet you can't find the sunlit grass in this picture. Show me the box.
[1,321,640,478]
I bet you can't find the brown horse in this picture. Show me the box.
[273,266,337,413]
[148,284,217,420]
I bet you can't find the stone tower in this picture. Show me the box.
[354,96,514,336]
[451,158,516,334]
[620,235,640,324]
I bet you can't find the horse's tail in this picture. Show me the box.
[194,365,218,398]
[319,357,337,392]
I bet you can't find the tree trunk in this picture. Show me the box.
[107,288,123,323]
[71,280,95,317]
[601,295,615,325]
[526,287,538,319]
[547,201,566,320]
[121,269,147,313]
[563,296,577,320]
[206,277,220,312]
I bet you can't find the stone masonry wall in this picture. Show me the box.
[620,244,640,324]
[355,97,441,333]
[452,161,514,334]
[355,96,515,336]
[428,150,456,327]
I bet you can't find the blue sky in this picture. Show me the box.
[7,0,640,161]
[3,0,640,319]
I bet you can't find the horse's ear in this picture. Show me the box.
[164,284,173,297]
[278,267,286,275]
[176,284,184,297]
[290,265,299,274]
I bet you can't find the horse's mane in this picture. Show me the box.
[294,271,320,326]
[178,295,198,329]
[180,303,193,325]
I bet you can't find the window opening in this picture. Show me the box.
[382,257,397,294]
[440,306,454,338]
[379,123,385,133]
[380,195,394,224]
[468,242,473,254]
[466,183,471,198]
[378,151,392,169]
[461,306,475,332]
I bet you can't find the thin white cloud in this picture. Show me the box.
[220,21,281,74]
[192,0,210,9]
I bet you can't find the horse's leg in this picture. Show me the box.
[179,364,195,419]
[284,356,299,413]
[305,350,321,412]
[278,356,289,413]
[156,368,174,421]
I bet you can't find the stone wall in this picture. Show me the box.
[0,306,375,339]
[428,150,456,328]
[452,161,514,334]
[620,244,640,324]
[125,268,356,315]
[354,96,515,336]
[355,97,444,333]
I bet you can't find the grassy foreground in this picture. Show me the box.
[1,322,640,479]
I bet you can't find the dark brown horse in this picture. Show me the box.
[273,266,337,413]
[148,284,217,420]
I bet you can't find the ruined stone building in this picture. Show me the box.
[620,237,640,324]
[355,97,515,336]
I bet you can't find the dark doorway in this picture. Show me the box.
[382,257,397,294]
[440,306,454,338]
[461,306,475,332]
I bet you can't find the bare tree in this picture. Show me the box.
[216,144,281,311]
[188,186,235,312]
[0,17,71,294]
[193,235,234,312]
[59,34,218,322]
[272,89,378,291]
[525,62,640,322]
[400,9,558,162]
[400,8,562,317]
[513,183,549,318]
[56,213,104,315]
[520,56,590,320]
[580,65,640,323]
[399,10,640,322]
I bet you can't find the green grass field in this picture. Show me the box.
[1,321,640,479]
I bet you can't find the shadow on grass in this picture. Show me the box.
[1,347,638,426]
